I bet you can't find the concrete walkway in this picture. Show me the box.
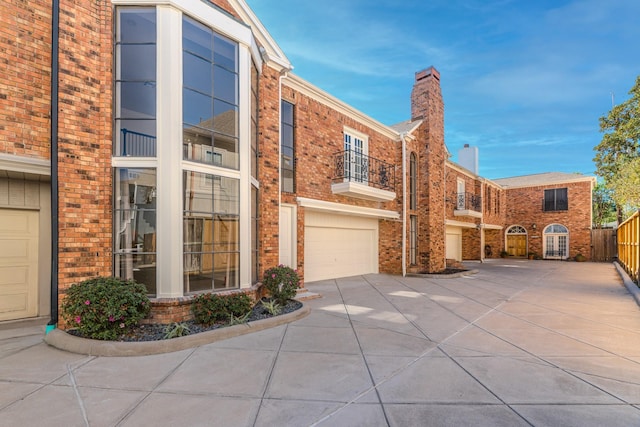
[1,260,639,426]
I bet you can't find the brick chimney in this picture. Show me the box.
[409,66,447,273]
[411,66,442,121]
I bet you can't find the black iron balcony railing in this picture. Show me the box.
[333,150,396,191]
[456,192,482,211]
[120,129,157,157]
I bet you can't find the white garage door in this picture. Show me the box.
[0,209,39,321]
[304,211,378,282]
[446,226,462,262]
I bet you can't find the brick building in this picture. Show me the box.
[0,0,594,326]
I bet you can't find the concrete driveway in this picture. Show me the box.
[1,260,639,426]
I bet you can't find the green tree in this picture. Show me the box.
[592,182,616,228]
[594,75,640,219]
[608,157,640,217]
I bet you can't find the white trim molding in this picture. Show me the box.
[331,182,396,202]
[445,219,478,229]
[0,154,50,176]
[297,197,399,220]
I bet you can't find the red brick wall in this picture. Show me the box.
[505,181,593,259]
[257,66,281,280]
[56,1,113,291]
[0,0,52,160]
[270,82,403,278]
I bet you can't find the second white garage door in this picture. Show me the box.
[446,226,462,262]
[304,211,378,282]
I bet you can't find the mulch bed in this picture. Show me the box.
[67,299,303,342]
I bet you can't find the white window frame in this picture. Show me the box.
[343,126,369,184]
[543,223,569,260]
[112,2,258,297]
[456,178,466,210]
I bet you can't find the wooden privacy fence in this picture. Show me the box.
[591,228,616,262]
[617,210,640,283]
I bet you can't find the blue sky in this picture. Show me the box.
[246,0,640,179]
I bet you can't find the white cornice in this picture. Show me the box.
[0,154,50,176]
[283,74,400,141]
[498,176,596,190]
[297,197,399,219]
[445,219,478,229]
[232,0,292,70]
[331,182,397,202]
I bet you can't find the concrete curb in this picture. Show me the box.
[44,304,310,357]
[406,269,479,279]
[614,261,640,307]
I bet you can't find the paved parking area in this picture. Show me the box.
[1,259,639,426]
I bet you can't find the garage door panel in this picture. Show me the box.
[0,266,29,286]
[304,212,378,283]
[0,239,29,260]
[0,293,29,314]
[0,209,38,321]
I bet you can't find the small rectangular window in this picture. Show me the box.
[281,100,295,192]
[410,215,417,265]
[544,188,568,211]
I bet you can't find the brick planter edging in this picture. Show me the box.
[44,303,310,357]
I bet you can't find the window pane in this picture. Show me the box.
[114,168,157,295]
[183,171,240,293]
[213,65,237,104]
[183,126,213,162]
[214,33,236,70]
[215,177,239,214]
[251,185,259,284]
[183,88,213,127]
[117,9,156,44]
[213,99,238,136]
[282,101,294,124]
[183,52,212,95]
[119,81,156,118]
[211,133,238,169]
[556,188,568,210]
[119,44,156,81]
[282,169,294,193]
[213,253,239,289]
[282,124,293,149]
[183,17,213,61]
[116,119,156,156]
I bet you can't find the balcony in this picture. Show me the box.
[332,150,396,202]
[454,192,482,218]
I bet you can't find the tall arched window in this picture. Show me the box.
[409,152,417,210]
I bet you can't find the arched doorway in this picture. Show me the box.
[506,225,527,257]
[543,224,569,259]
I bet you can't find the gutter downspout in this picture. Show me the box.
[400,133,407,277]
[47,0,60,334]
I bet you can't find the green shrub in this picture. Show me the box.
[61,277,150,340]
[263,265,299,305]
[191,293,252,326]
